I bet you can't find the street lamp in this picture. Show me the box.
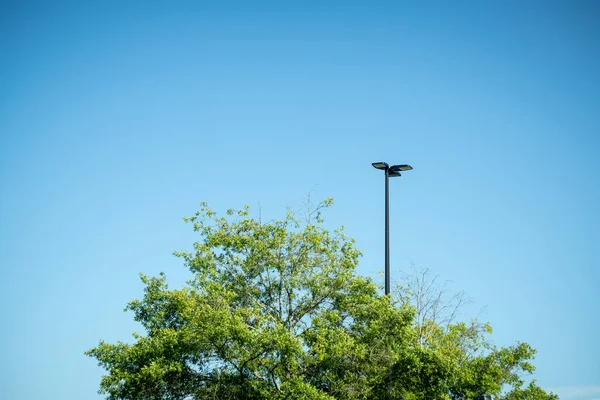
[373,161,412,400]
[372,161,413,296]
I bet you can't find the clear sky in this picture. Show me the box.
[1,1,598,399]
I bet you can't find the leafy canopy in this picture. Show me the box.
[87,199,557,400]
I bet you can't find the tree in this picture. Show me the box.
[87,199,557,399]
[393,267,557,400]
[394,265,473,349]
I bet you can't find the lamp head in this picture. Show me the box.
[389,164,413,172]
[372,162,389,170]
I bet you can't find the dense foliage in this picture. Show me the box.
[87,199,557,399]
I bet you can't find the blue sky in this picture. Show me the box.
[1,1,598,399]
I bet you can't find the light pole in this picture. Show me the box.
[371,161,413,296]
[372,161,412,400]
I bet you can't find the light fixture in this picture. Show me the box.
[371,162,389,170]
[389,164,413,172]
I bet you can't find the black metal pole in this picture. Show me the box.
[373,160,412,400]
[385,166,390,296]
[384,167,391,400]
